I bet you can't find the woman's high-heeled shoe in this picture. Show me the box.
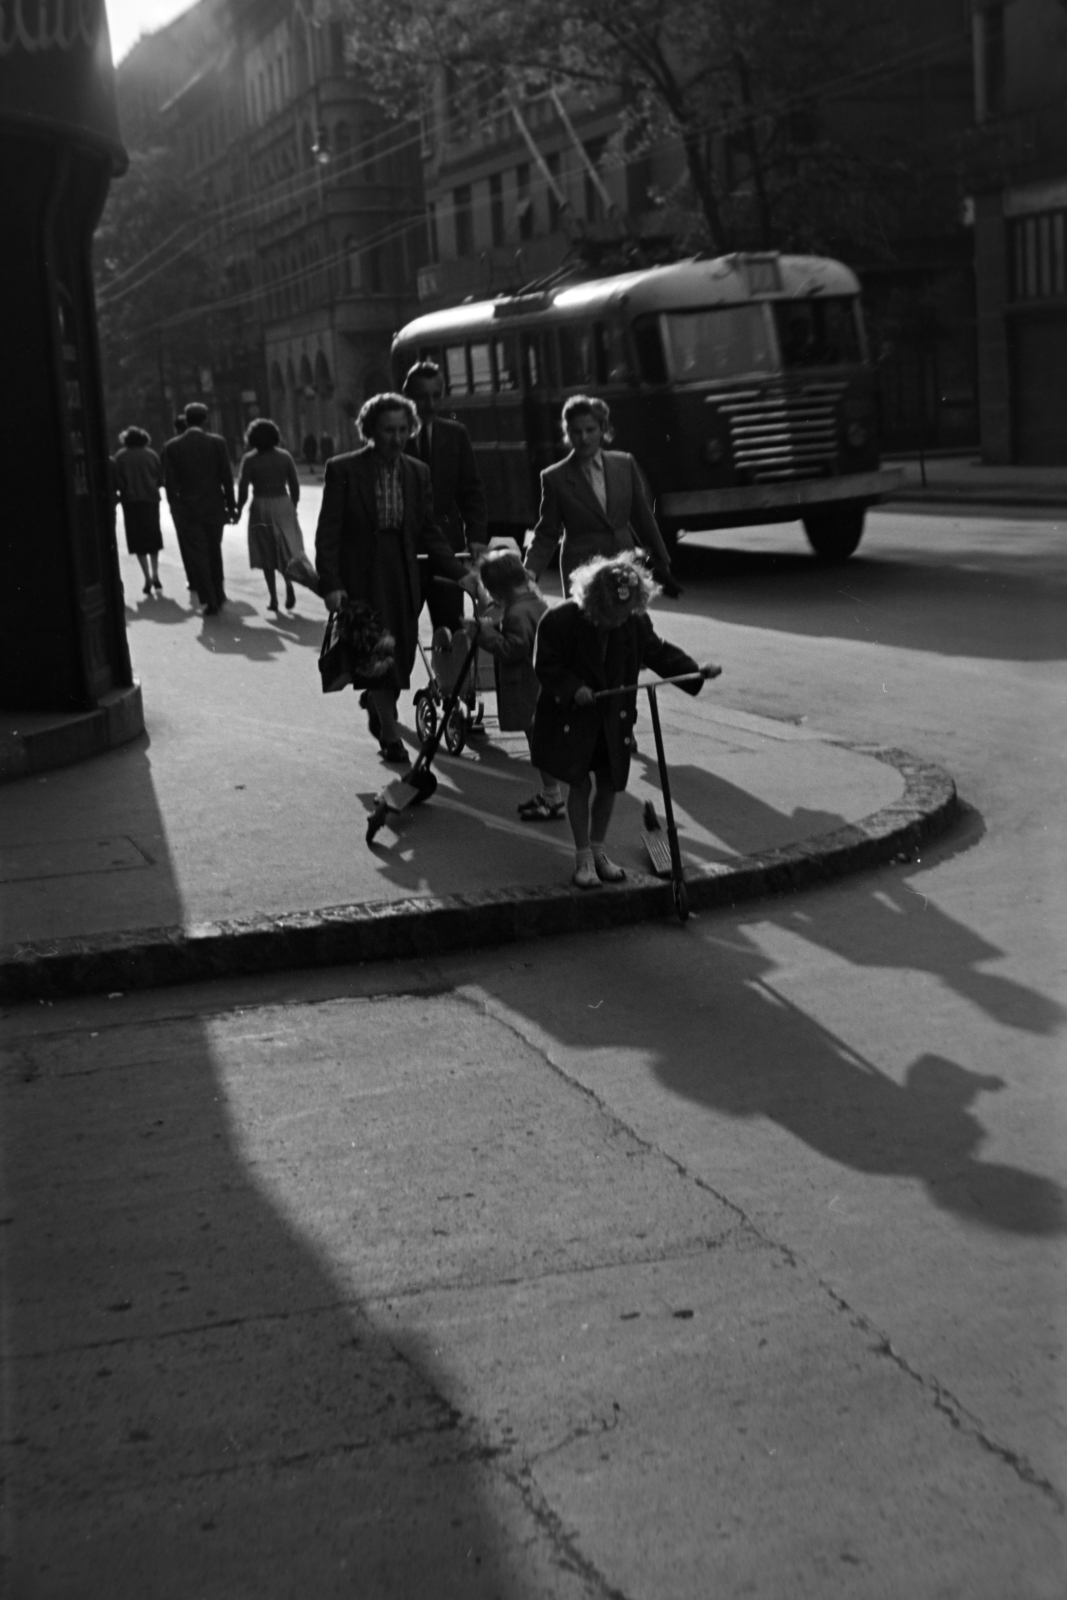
[152,577,163,591]
[142,580,152,596]
[284,584,296,609]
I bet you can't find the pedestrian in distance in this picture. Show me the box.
[235,418,304,613]
[531,553,719,889]
[302,430,319,469]
[473,549,564,821]
[162,402,236,616]
[112,426,164,596]
[319,430,335,465]
[315,392,481,763]
[523,395,681,599]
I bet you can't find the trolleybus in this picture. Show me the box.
[392,252,901,562]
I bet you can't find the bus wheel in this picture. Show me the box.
[802,504,866,562]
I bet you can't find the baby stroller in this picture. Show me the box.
[412,598,494,757]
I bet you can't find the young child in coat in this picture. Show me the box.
[474,550,564,820]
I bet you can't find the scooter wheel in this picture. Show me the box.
[444,703,468,756]
[414,691,438,747]
[672,877,690,923]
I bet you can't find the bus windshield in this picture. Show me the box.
[774,297,863,368]
[660,305,775,382]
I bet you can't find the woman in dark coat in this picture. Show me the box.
[112,426,164,595]
[315,392,480,762]
[235,417,304,612]
[531,554,720,888]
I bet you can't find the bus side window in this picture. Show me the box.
[595,321,631,385]
[444,345,469,395]
[494,336,519,391]
[631,315,668,385]
[469,342,494,393]
[521,333,541,391]
[559,324,594,388]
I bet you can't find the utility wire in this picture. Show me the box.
[103,24,970,329]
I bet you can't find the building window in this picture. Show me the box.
[427,202,439,265]
[1008,210,1067,302]
[453,184,473,257]
[516,162,532,241]
[489,172,504,248]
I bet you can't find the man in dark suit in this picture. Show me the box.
[402,361,488,634]
[162,402,236,614]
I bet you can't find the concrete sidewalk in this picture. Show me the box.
[0,512,957,999]
[885,454,1067,509]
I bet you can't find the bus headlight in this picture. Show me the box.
[702,438,725,465]
[846,422,868,448]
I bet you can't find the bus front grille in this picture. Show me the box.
[713,382,846,481]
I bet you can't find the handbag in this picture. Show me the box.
[318,601,396,694]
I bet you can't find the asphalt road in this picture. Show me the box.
[4,502,1065,1596]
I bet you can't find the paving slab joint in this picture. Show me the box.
[0,744,959,1003]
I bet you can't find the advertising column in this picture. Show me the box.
[0,0,139,721]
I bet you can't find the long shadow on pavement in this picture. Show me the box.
[469,804,1065,1238]
[0,754,551,1597]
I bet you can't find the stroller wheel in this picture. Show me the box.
[414,690,438,747]
[444,702,468,756]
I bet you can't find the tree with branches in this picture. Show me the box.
[339,0,970,262]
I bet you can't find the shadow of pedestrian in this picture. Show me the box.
[196,615,291,661]
[124,596,192,626]
[474,915,1066,1237]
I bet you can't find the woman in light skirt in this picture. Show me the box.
[236,417,305,612]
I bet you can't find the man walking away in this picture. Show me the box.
[162,402,236,615]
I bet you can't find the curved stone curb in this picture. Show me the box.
[0,746,958,1004]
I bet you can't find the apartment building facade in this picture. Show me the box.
[115,0,425,454]
[972,0,1067,462]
